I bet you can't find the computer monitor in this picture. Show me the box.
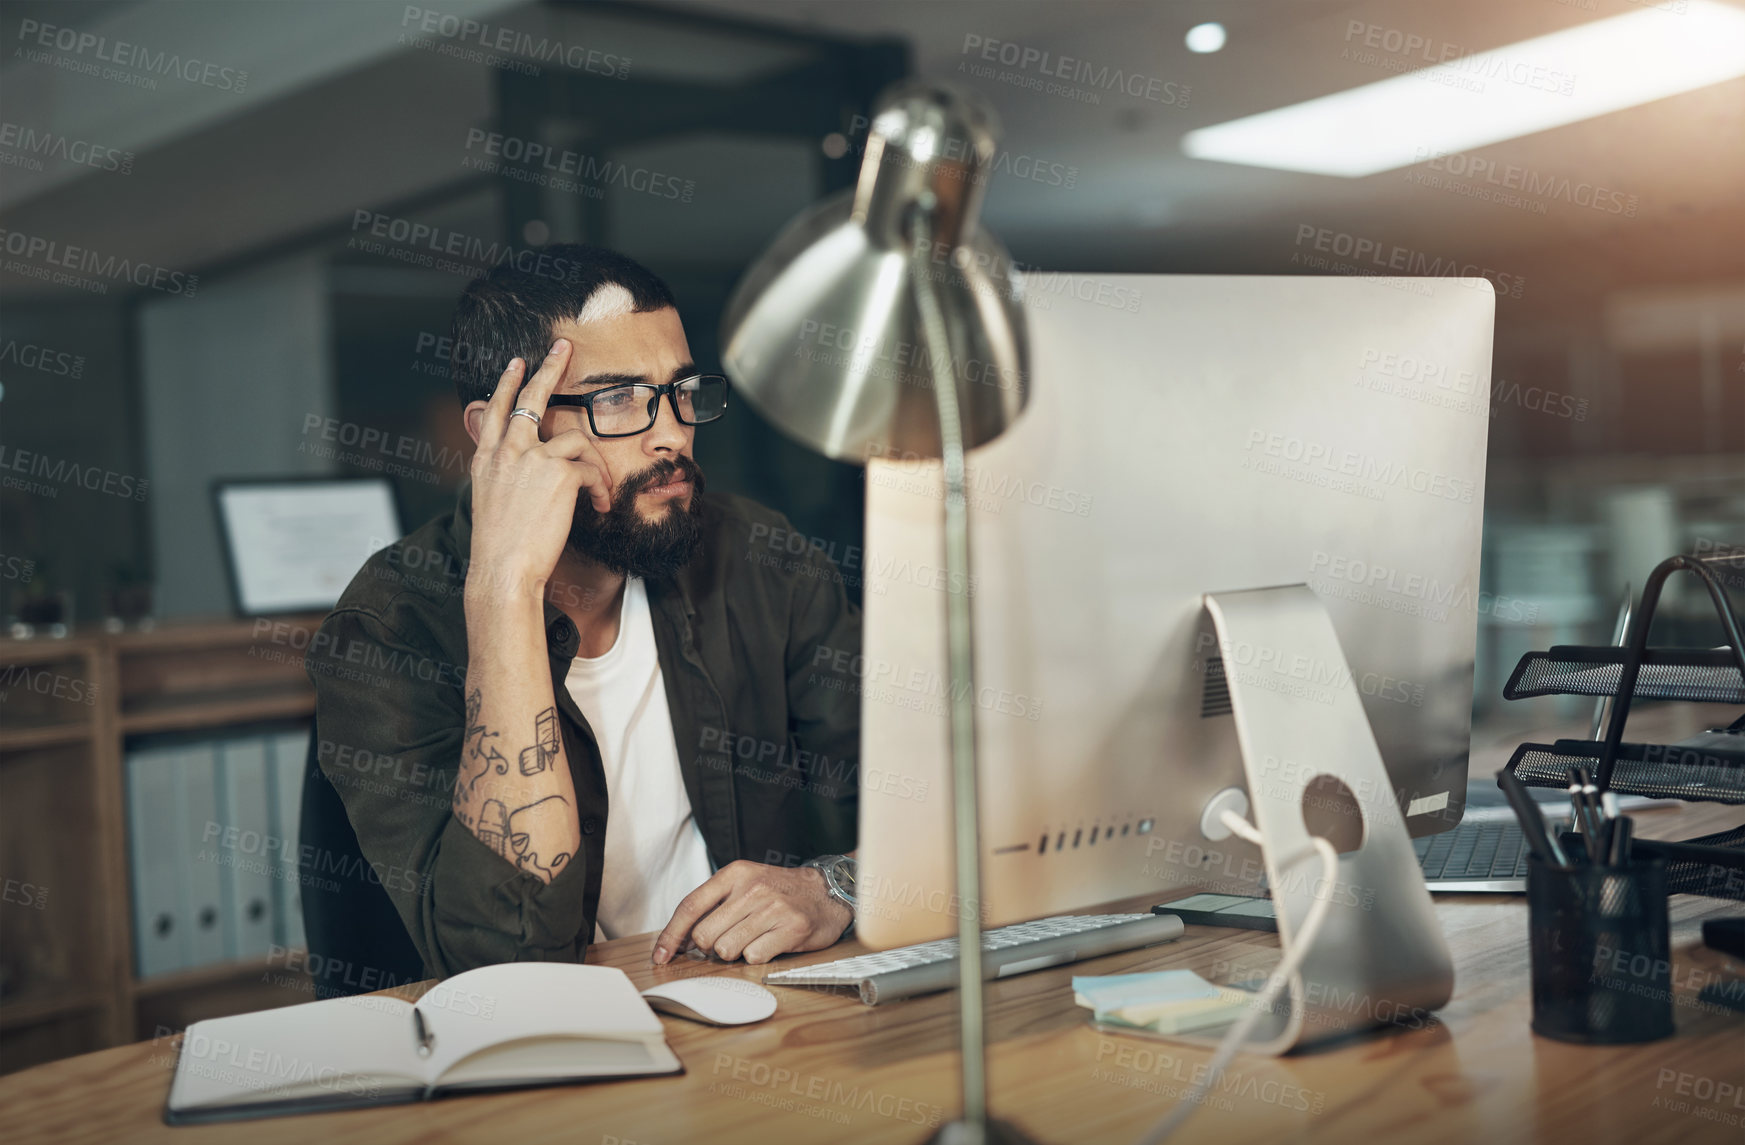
[851,274,1493,949]
[213,476,403,616]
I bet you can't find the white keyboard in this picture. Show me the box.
[763,913,1184,1005]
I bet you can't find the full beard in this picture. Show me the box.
[566,454,706,580]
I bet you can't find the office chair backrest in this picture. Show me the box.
[297,722,426,997]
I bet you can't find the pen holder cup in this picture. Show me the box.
[1526,853,1674,1044]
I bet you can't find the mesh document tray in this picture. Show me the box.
[1639,825,1745,899]
[1551,827,1745,900]
[1507,739,1745,805]
[1503,646,1745,703]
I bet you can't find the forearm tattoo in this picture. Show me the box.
[455,689,572,878]
[477,794,572,879]
[518,709,558,775]
[458,687,508,798]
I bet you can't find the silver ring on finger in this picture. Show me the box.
[509,408,541,425]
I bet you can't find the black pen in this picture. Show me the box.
[1599,791,1621,863]
[1498,767,1570,869]
[414,1008,435,1058]
[1573,766,1604,863]
[1567,769,1595,863]
[1565,773,1584,836]
[1581,769,1607,859]
[1609,815,1633,868]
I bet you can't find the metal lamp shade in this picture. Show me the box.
[719,81,1029,463]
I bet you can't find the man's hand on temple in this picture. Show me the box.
[466,338,614,603]
[651,861,852,966]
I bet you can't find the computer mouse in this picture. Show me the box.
[641,977,778,1026]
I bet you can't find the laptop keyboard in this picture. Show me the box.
[1414,822,1531,880]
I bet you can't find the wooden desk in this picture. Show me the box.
[2,799,1740,1145]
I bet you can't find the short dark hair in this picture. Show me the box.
[445,243,677,404]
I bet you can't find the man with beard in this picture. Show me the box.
[306,245,859,977]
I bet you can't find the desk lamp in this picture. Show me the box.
[720,81,1031,1145]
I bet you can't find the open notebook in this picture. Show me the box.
[164,963,681,1123]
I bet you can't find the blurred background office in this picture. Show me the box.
[1,0,1741,1071]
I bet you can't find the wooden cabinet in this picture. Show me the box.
[0,617,325,1074]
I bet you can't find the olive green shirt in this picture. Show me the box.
[306,483,860,976]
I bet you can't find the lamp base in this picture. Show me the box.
[926,1118,1043,1145]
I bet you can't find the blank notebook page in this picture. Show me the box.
[168,994,420,1109]
[420,963,671,1084]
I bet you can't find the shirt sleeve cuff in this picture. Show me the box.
[431,815,591,954]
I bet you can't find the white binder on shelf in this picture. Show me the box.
[178,743,229,968]
[217,737,277,960]
[127,744,187,978]
[268,728,311,951]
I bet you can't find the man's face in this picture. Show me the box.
[542,306,708,578]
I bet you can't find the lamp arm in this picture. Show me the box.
[907,201,990,1129]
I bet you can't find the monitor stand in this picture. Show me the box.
[1192,584,1455,1054]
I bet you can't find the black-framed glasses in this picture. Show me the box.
[545,374,730,438]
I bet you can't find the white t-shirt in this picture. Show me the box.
[562,577,713,942]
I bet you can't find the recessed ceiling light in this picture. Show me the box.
[1181,1,1745,176]
[1185,23,1227,54]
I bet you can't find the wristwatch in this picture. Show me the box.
[802,853,858,916]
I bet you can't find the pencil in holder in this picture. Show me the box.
[1526,852,1674,1044]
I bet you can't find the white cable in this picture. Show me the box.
[1131,810,1341,1145]
[1217,807,1266,848]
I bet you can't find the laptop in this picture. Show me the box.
[1413,780,1572,892]
[1415,778,1672,892]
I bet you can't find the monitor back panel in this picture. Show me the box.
[854,274,1493,948]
